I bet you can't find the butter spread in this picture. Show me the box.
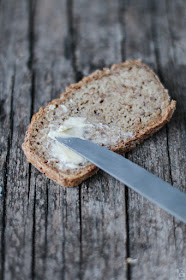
[47,117,135,170]
[48,117,93,169]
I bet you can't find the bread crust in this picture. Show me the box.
[22,60,176,187]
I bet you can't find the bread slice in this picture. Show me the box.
[22,60,176,187]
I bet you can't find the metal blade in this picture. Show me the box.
[56,137,186,223]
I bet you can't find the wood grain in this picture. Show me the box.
[29,0,82,279]
[0,1,32,279]
[0,0,185,279]
[72,0,127,278]
[154,0,186,274]
[123,0,186,279]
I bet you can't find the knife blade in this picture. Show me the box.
[56,137,186,223]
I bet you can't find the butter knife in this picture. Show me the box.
[56,137,186,223]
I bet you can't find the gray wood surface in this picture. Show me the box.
[125,1,186,279]
[0,0,185,279]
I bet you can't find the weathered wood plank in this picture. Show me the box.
[154,0,186,274]
[29,0,82,279]
[0,6,15,278]
[0,1,15,274]
[73,1,128,279]
[0,1,32,279]
[122,0,186,279]
[156,0,186,191]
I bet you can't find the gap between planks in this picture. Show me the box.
[28,0,37,278]
[118,0,132,278]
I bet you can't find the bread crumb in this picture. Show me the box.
[126,257,138,264]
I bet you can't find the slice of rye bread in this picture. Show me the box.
[22,60,176,187]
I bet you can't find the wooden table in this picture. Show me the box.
[0,0,186,279]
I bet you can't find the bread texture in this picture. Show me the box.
[22,60,176,187]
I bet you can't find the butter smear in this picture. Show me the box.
[48,117,93,169]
